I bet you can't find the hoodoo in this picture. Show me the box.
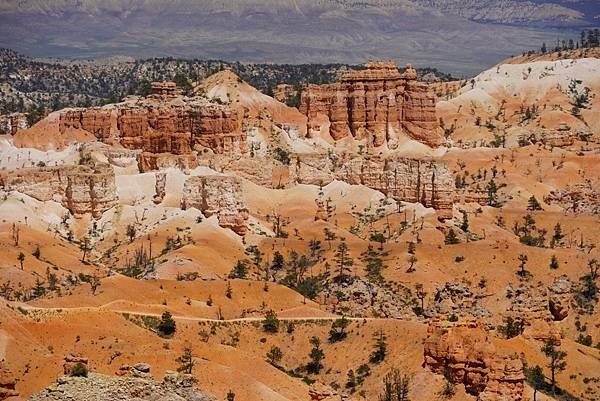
[300,61,442,148]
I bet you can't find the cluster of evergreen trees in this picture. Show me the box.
[538,29,600,55]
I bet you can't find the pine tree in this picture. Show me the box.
[266,346,283,366]
[17,252,25,270]
[550,255,559,270]
[378,368,410,401]
[527,195,543,211]
[551,223,564,248]
[444,229,460,245]
[229,260,248,279]
[526,365,545,401]
[370,329,388,363]
[334,240,353,282]
[263,309,280,333]
[307,336,324,374]
[329,316,350,342]
[541,339,567,394]
[158,311,176,336]
[176,347,196,376]
[361,245,387,283]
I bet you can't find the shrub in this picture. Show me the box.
[70,362,88,377]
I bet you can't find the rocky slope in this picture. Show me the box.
[29,371,216,401]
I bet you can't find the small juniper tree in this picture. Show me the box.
[550,255,559,270]
[225,281,233,299]
[444,229,460,245]
[90,273,101,295]
[517,254,529,278]
[415,283,427,313]
[126,224,137,243]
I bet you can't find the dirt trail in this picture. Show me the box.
[17,303,389,323]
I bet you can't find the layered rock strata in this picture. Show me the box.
[300,61,442,147]
[222,153,454,219]
[37,93,244,170]
[424,320,524,401]
[181,175,249,235]
[0,164,117,218]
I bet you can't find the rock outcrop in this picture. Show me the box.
[18,94,245,169]
[309,382,352,401]
[153,172,166,204]
[300,61,442,147]
[544,179,599,214]
[0,112,28,135]
[29,372,215,401]
[548,275,572,321]
[181,175,249,235]
[0,164,117,218]
[0,368,18,400]
[424,282,491,320]
[424,320,524,401]
[63,354,88,376]
[223,153,454,219]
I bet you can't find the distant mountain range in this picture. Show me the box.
[0,0,598,74]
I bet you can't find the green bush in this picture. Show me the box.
[70,362,88,377]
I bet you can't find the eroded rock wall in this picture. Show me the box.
[181,175,249,235]
[54,98,244,171]
[0,163,117,218]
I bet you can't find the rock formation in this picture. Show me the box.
[0,112,28,135]
[18,92,245,169]
[544,179,599,214]
[223,153,454,219]
[0,368,18,400]
[153,172,166,204]
[0,164,117,218]
[300,61,442,147]
[548,275,572,321]
[424,282,491,320]
[29,372,216,401]
[63,353,88,375]
[181,175,249,235]
[424,320,524,401]
[309,382,352,401]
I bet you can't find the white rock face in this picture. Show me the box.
[181,174,249,235]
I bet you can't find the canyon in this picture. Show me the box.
[0,53,599,401]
